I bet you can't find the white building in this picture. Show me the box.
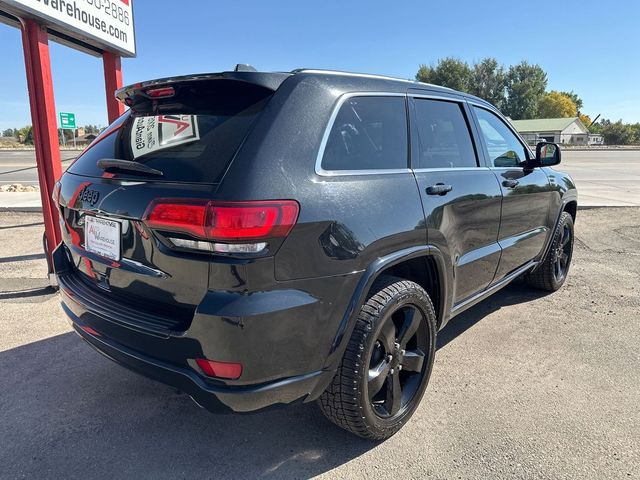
[511,117,603,145]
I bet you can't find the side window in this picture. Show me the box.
[321,96,407,171]
[473,107,528,168]
[412,99,478,169]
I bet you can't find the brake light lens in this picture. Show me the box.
[145,200,209,238]
[195,358,243,379]
[145,86,175,98]
[208,202,299,241]
[143,199,300,244]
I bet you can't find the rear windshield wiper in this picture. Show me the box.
[97,159,164,177]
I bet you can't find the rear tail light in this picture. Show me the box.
[143,199,299,254]
[195,358,243,379]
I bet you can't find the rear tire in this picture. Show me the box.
[318,277,437,440]
[526,211,574,291]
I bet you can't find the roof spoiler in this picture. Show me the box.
[115,71,291,107]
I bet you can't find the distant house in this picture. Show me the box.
[75,133,97,146]
[511,117,602,145]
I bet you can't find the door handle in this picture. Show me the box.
[426,183,453,196]
[502,179,519,188]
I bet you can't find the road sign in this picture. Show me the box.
[59,112,76,130]
[0,0,136,57]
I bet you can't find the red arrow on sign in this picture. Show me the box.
[158,115,190,135]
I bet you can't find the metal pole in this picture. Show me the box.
[102,51,124,123]
[20,18,62,273]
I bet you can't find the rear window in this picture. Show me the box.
[68,81,272,183]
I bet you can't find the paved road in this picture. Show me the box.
[1,149,639,206]
[0,208,638,479]
[0,150,78,185]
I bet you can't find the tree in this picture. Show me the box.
[2,128,14,137]
[416,57,472,92]
[538,91,578,118]
[468,57,506,109]
[560,91,583,112]
[578,114,593,129]
[504,61,547,119]
[17,126,33,145]
[600,120,635,145]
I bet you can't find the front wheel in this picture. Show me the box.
[318,277,437,440]
[526,211,574,291]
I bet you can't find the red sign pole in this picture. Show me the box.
[102,51,124,123]
[20,18,62,271]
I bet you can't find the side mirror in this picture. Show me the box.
[530,142,561,168]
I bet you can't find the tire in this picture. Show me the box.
[526,211,574,291]
[318,276,437,440]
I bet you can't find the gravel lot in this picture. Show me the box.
[0,208,638,479]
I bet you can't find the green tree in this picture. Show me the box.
[17,126,33,144]
[560,91,583,112]
[504,61,547,119]
[469,57,506,109]
[600,120,635,145]
[2,128,14,137]
[416,57,472,92]
[538,91,578,118]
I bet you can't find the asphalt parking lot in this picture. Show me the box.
[0,208,638,479]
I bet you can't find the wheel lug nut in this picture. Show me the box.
[394,342,400,350]
[398,365,402,371]
[390,368,395,374]
[386,355,393,362]
[401,349,405,355]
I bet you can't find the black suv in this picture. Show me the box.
[53,68,577,439]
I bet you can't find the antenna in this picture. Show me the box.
[234,64,257,72]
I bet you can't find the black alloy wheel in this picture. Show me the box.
[368,304,428,418]
[318,277,437,440]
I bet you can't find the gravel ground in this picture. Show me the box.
[0,209,638,479]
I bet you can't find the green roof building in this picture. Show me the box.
[510,117,604,145]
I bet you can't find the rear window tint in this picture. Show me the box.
[68,82,272,183]
[321,96,408,171]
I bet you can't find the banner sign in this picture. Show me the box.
[0,0,135,56]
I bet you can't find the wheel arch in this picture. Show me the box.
[563,199,577,221]
[321,245,450,374]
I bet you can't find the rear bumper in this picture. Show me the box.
[53,243,351,413]
[64,304,329,413]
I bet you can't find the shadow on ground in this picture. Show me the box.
[0,283,547,479]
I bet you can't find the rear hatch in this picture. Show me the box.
[58,73,286,333]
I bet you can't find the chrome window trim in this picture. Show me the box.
[315,92,410,177]
[411,167,490,173]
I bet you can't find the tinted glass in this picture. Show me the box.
[68,82,272,183]
[412,99,477,169]
[474,107,528,168]
[321,96,407,171]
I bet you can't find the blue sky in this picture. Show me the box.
[1,0,639,130]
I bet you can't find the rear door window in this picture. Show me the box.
[321,96,408,172]
[412,98,478,169]
[67,82,272,183]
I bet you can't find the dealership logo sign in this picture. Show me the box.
[0,0,136,57]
